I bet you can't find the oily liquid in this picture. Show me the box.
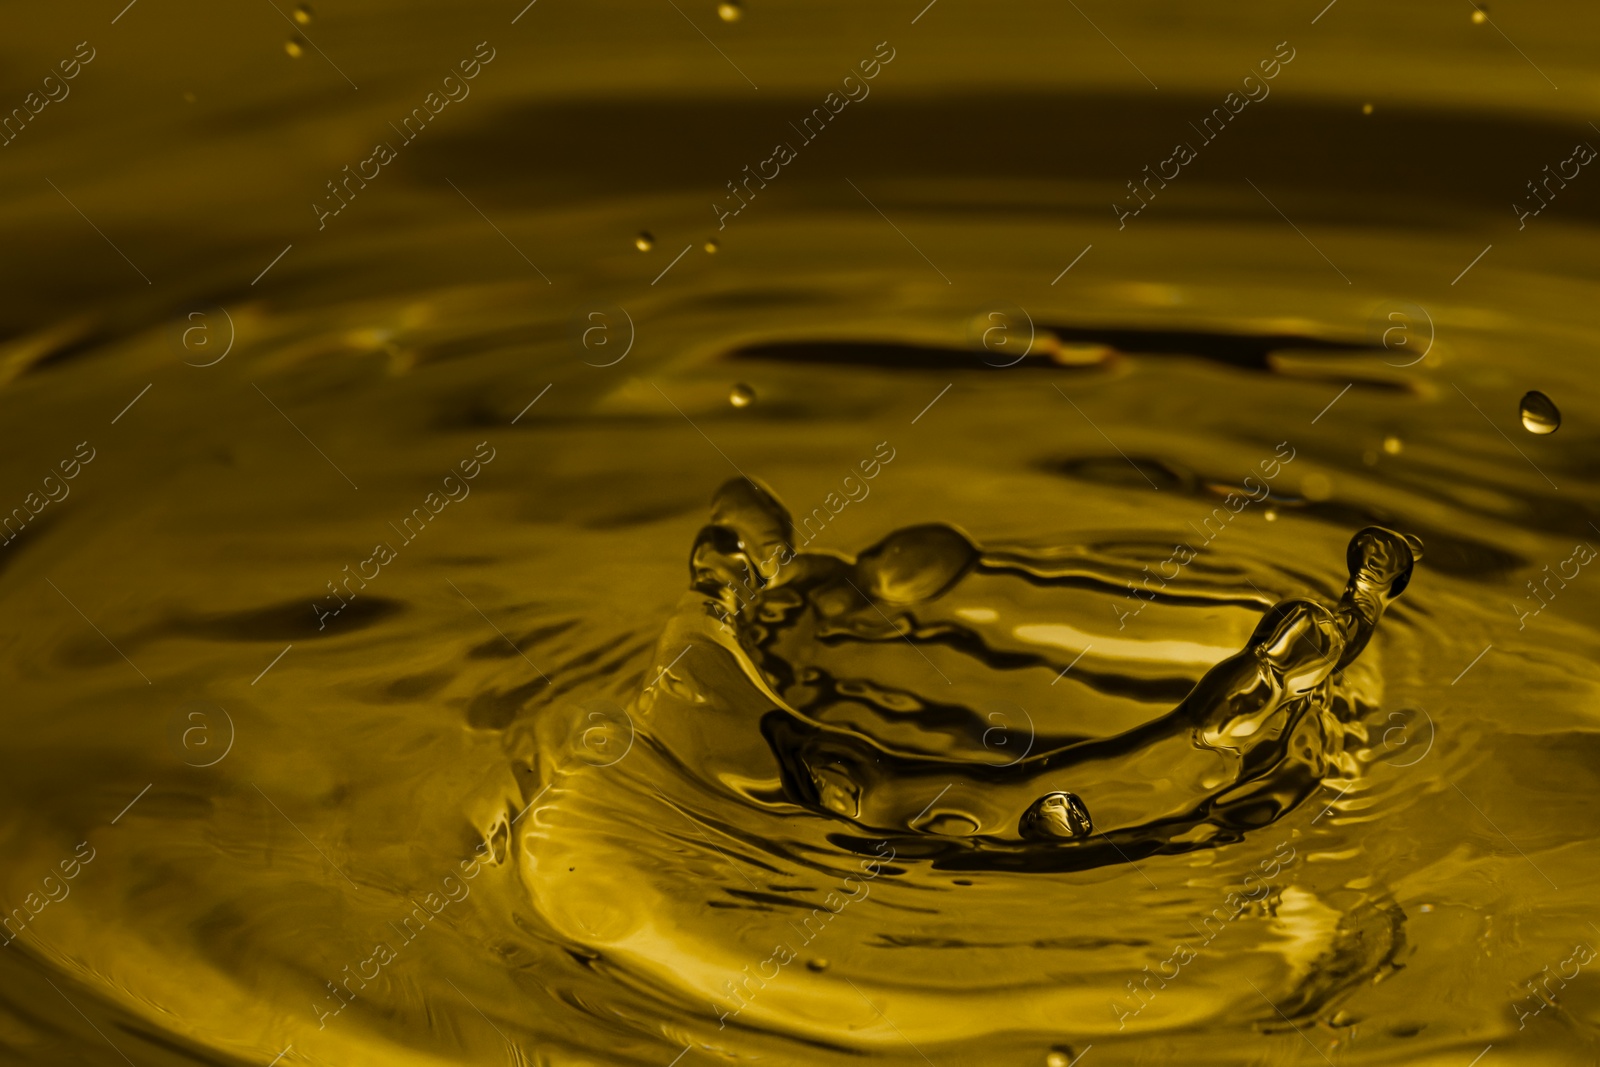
[3,4,1599,1066]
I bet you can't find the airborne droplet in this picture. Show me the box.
[634,231,654,252]
[1519,390,1560,434]
[284,37,305,58]
[729,383,755,408]
[718,0,743,22]
[293,3,313,24]
[1300,472,1333,501]
[1019,791,1093,841]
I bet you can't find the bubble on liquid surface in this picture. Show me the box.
[729,383,755,408]
[634,232,654,252]
[1519,390,1560,434]
[855,524,978,605]
[1019,792,1093,841]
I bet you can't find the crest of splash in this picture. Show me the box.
[520,477,1422,1049]
[684,478,1419,870]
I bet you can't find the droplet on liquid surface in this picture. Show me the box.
[1519,390,1560,434]
[855,524,978,605]
[1019,791,1093,840]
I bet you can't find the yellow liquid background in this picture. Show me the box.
[1,2,1598,1065]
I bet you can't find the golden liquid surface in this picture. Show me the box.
[2,2,1599,1065]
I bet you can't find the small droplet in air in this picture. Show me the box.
[1264,507,1278,522]
[1019,791,1093,840]
[1046,1053,1074,1067]
[634,231,654,252]
[718,0,743,22]
[704,239,720,254]
[806,958,830,972]
[1519,390,1560,434]
[293,3,313,24]
[284,37,305,57]
[729,383,756,408]
[182,90,197,104]
[1300,472,1333,502]
[1471,7,1487,23]
[1361,103,1374,115]
[1382,435,1403,454]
